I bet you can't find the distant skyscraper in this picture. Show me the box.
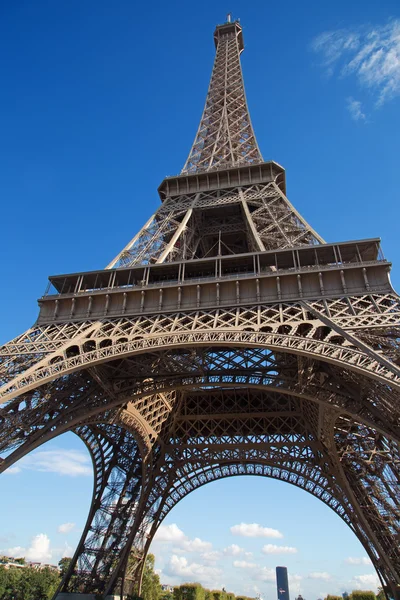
[276,566,290,600]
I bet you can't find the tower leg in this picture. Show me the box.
[333,420,400,597]
[55,423,147,598]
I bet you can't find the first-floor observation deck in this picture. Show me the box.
[37,238,392,325]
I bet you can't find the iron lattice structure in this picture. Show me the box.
[0,18,399,600]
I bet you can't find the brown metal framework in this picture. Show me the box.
[0,18,399,600]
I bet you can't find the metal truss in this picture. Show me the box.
[107,20,323,269]
[2,296,400,404]
[181,20,262,175]
[107,180,324,269]
[57,423,145,596]
[0,16,399,600]
[0,293,399,597]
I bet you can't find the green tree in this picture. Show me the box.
[211,590,227,600]
[33,566,60,599]
[0,565,22,599]
[174,585,182,600]
[376,588,385,600]
[0,565,60,600]
[141,553,161,600]
[160,590,174,600]
[349,592,376,600]
[58,557,72,577]
[174,584,250,600]
[0,567,9,598]
[178,583,205,600]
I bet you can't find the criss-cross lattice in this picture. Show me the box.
[182,21,262,174]
[0,17,399,600]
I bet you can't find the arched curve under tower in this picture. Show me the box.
[145,474,383,596]
[145,473,385,594]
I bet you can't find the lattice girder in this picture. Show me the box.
[108,179,324,268]
[333,419,400,589]
[2,300,400,426]
[123,394,399,597]
[182,21,262,175]
[1,338,399,596]
[55,423,147,596]
[1,339,399,598]
[0,351,395,468]
[1,295,400,453]
[0,370,114,458]
[15,392,397,599]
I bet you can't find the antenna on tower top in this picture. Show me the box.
[226,13,232,23]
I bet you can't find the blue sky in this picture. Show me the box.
[1,0,400,597]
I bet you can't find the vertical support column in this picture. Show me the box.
[55,424,146,598]
[240,190,265,251]
[331,423,400,599]
[156,209,193,264]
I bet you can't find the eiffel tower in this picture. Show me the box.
[1,17,399,600]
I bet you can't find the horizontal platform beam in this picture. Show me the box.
[158,160,285,200]
[45,238,383,295]
[37,259,391,325]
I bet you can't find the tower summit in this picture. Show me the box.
[0,17,399,600]
[183,19,255,174]
[107,19,322,269]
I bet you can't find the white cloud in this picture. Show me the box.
[262,544,298,555]
[230,523,283,538]
[7,545,25,559]
[6,535,75,565]
[9,534,52,562]
[251,585,262,596]
[165,555,222,587]
[155,524,186,543]
[346,97,366,121]
[244,551,253,558]
[62,542,74,558]
[154,524,211,553]
[312,20,400,109]
[254,567,276,582]
[3,466,21,475]
[200,551,222,564]
[28,534,51,562]
[223,543,244,556]
[353,573,380,590]
[346,556,372,566]
[58,523,76,534]
[289,574,303,596]
[311,29,360,69]
[182,538,212,553]
[308,572,331,580]
[233,560,258,569]
[17,449,92,477]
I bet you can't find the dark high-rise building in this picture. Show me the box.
[276,566,290,600]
